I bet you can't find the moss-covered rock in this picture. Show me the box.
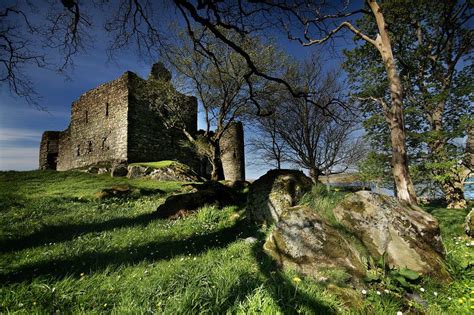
[333,191,450,282]
[264,206,366,282]
[127,161,202,182]
[465,208,474,237]
[247,169,313,225]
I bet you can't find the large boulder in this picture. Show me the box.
[155,181,236,219]
[465,208,474,237]
[264,206,366,280]
[333,191,450,281]
[111,163,128,177]
[247,169,313,225]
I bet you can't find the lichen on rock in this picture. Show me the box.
[332,191,450,281]
[264,206,366,281]
[247,169,313,225]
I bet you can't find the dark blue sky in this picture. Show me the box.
[0,0,360,178]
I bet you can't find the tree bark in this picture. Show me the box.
[210,143,222,181]
[309,167,321,184]
[368,0,418,205]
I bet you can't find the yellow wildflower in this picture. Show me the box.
[293,277,302,284]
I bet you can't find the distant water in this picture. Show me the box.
[466,178,474,200]
[328,178,474,200]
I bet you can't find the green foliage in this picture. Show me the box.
[299,184,346,225]
[357,151,391,188]
[343,0,473,197]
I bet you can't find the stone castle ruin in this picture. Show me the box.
[39,63,245,181]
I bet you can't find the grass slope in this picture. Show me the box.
[128,161,176,169]
[0,171,473,314]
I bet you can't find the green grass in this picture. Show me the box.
[128,160,177,169]
[0,171,472,314]
[0,171,340,314]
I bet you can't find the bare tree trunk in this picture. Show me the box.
[369,0,417,205]
[210,144,221,181]
[309,167,321,184]
[387,102,418,205]
[428,100,467,209]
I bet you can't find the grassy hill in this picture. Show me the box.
[0,170,472,314]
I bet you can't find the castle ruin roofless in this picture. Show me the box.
[39,63,245,181]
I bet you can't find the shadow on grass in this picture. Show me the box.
[247,231,337,314]
[0,210,163,254]
[0,220,254,284]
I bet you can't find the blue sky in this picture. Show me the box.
[0,1,360,179]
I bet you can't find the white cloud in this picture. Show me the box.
[0,127,42,142]
[0,147,38,171]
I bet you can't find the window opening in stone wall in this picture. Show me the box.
[77,145,81,157]
[88,141,93,153]
[101,137,108,150]
[85,110,88,123]
[105,103,109,117]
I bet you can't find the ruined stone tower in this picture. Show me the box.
[220,122,245,181]
[39,63,198,171]
[39,131,61,170]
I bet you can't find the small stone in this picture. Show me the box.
[243,237,257,244]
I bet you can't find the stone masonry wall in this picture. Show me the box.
[56,73,130,170]
[220,121,245,181]
[57,127,71,170]
[39,131,61,170]
[127,73,200,170]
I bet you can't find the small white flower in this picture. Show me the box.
[448,297,452,301]
[376,291,381,295]
[433,291,438,296]
[384,289,390,294]
[361,289,367,295]
[396,312,403,315]
[420,287,425,292]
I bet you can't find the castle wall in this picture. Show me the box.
[57,128,71,170]
[39,131,61,170]
[127,74,200,170]
[56,73,130,170]
[220,121,245,181]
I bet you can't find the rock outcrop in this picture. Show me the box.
[247,169,313,225]
[127,165,152,178]
[264,206,366,280]
[155,181,236,219]
[332,191,450,281]
[111,163,128,177]
[465,208,474,237]
[148,164,201,182]
[124,163,202,182]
